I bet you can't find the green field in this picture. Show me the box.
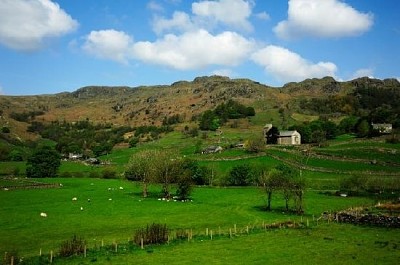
[1,132,400,264]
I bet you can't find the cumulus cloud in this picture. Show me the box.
[153,11,195,34]
[132,29,254,70]
[251,45,338,83]
[82,30,134,64]
[0,0,78,51]
[192,0,253,31]
[274,0,373,39]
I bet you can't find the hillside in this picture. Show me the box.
[0,75,399,144]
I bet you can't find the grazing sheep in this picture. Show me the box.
[40,212,47,217]
[59,183,63,187]
[109,198,112,201]
[87,199,91,202]
[72,197,78,201]
[80,207,83,211]
[119,186,124,190]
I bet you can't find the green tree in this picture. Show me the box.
[227,164,253,186]
[26,146,61,178]
[125,150,158,197]
[356,119,370,138]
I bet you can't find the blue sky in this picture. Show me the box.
[0,0,399,95]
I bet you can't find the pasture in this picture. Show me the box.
[1,133,399,264]
[0,178,383,260]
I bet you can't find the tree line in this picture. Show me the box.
[198,99,255,131]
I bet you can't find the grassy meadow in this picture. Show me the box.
[1,131,400,264]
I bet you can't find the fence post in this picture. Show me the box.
[206,228,208,236]
[210,230,213,240]
[141,238,144,249]
[84,245,87,258]
[307,218,309,228]
[246,226,249,234]
[10,256,13,265]
[50,250,53,263]
[115,243,118,253]
[101,239,104,247]
[229,228,232,238]
[39,248,42,256]
[234,224,237,235]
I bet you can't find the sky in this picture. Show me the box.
[0,0,399,95]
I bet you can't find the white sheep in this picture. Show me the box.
[80,207,84,211]
[119,186,124,190]
[40,212,47,217]
[72,197,78,201]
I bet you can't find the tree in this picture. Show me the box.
[355,119,370,138]
[125,150,157,197]
[246,135,265,153]
[26,146,61,178]
[154,151,180,198]
[227,164,254,186]
[176,170,193,200]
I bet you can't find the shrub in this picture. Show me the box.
[133,223,169,246]
[102,168,117,179]
[1,126,10,133]
[59,235,86,257]
[227,164,253,186]
[176,172,193,200]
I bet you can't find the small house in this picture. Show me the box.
[277,130,301,145]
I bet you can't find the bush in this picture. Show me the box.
[176,172,193,200]
[59,235,86,257]
[133,223,169,246]
[227,164,253,186]
[1,126,10,133]
[102,168,117,179]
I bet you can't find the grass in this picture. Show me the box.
[51,223,400,265]
[0,178,377,258]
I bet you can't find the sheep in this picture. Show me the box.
[80,207,84,211]
[72,197,78,201]
[119,186,124,190]
[40,212,47,217]
[109,198,112,201]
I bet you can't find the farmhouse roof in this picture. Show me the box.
[279,130,299,137]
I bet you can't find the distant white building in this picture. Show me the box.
[264,124,301,145]
[277,130,301,145]
[372,123,392,134]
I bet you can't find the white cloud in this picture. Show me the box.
[153,11,195,34]
[132,29,254,70]
[350,68,374,79]
[255,12,270,21]
[212,68,234,77]
[0,0,78,51]
[274,0,373,39]
[147,1,164,12]
[192,0,253,31]
[251,45,338,83]
[82,30,134,64]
